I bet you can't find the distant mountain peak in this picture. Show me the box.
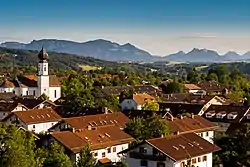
[225,51,238,55]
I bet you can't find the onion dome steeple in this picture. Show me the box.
[38,47,48,60]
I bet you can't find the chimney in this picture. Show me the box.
[103,107,108,114]
[191,113,194,119]
[170,115,174,121]
[72,127,76,133]
[174,131,180,135]
[87,125,92,130]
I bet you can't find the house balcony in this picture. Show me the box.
[129,151,166,161]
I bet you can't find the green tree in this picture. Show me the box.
[0,124,38,167]
[125,116,171,141]
[38,93,49,100]
[142,100,159,111]
[42,142,73,167]
[76,145,96,167]
[227,90,244,102]
[163,81,184,94]
[187,68,200,83]
[62,74,95,111]
[214,124,250,167]
[206,73,218,81]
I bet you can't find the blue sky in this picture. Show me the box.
[0,0,249,55]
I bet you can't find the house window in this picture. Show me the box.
[206,132,209,136]
[113,147,116,152]
[181,162,185,167]
[139,147,147,154]
[192,158,197,164]
[203,156,207,162]
[26,91,28,95]
[13,90,15,94]
[157,162,165,167]
[94,152,98,157]
[201,133,203,137]
[107,148,111,153]
[102,152,105,157]
[54,90,57,98]
[33,90,36,96]
[33,125,35,129]
[140,160,148,167]
[198,157,201,162]
[44,66,46,71]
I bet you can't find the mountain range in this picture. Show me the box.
[1,39,250,62]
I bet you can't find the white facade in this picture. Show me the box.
[125,143,213,167]
[196,131,214,144]
[73,143,129,163]
[120,99,141,111]
[5,114,59,133]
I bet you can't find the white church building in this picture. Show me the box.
[0,48,61,101]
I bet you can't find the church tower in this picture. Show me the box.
[37,47,50,97]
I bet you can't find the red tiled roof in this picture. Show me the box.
[5,108,61,124]
[62,112,129,130]
[98,158,111,164]
[166,115,219,134]
[0,79,18,88]
[51,125,134,153]
[146,133,220,161]
[185,84,201,90]
[133,93,155,105]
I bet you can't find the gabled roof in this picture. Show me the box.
[3,108,61,124]
[51,125,134,153]
[0,102,27,112]
[146,133,220,161]
[159,102,204,116]
[0,79,19,88]
[51,112,129,131]
[197,81,227,92]
[132,93,155,105]
[166,115,219,134]
[120,133,220,162]
[53,106,112,118]
[161,94,231,105]
[16,98,56,109]
[184,84,201,90]
[203,105,250,123]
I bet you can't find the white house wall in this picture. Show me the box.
[75,143,129,163]
[175,153,213,167]
[126,143,213,167]
[196,131,214,144]
[27,121,59,133]
[49,87,61,102]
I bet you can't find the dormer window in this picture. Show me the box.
[206,112,215,118]
[227,112,237,120]
[216,112,226,119]
[246,114,250,120]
